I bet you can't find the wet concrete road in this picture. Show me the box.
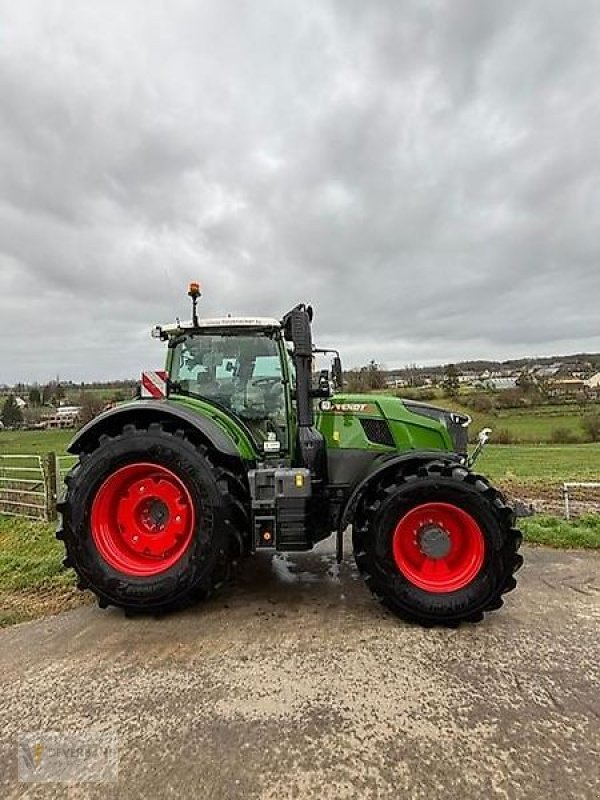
[1,542,599,799]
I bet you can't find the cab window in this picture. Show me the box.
[171,333,288,450]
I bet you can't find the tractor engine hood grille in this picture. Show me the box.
[402,401,471,456]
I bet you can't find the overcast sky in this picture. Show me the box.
[1,0,600,384]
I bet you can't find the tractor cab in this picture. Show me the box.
[152,287,341,473]
[162,317,291,454]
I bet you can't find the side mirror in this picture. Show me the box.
[332,356,343,390]
[310,370,332,398]
[318,370,330,393]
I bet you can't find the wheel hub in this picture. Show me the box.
[417,524,452,559]
[140,498,170,532]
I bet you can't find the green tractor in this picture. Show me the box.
[57,285,522,626]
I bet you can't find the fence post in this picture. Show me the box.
[563,483,570,521]
[45,452,58,522]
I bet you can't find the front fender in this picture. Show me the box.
[337,450,463,549]
[69,400,241,458]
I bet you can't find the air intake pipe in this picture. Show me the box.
[281,304,314,427]
[281,304,325,477]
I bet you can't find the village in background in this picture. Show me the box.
[1,351,600,434]
[0,381,137,431]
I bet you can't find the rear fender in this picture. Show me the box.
[69,400,242,459]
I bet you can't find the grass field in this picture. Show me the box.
[0,517,85,626]
[521,514,600,549]
[396,389,600,441]
[455,402,599,443]
[479,443,600,484]
[0,429,72,455]
[2,429,599,487]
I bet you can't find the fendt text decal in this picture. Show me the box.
[319,400,378,414]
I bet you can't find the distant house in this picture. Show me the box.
[385,377,408,389]
[548,378,587,398]
[586,371,600,389]
[42,405,82,429]
[478,377,518,391]
[533,366,560,379]
[56,405,81,419]
[14,396,27,409]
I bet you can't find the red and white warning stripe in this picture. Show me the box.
[140,370,168,399]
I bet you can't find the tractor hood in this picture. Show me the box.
[318,393,471,456]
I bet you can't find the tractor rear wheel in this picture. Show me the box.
[57,423,246,614]
[353,461,523,626]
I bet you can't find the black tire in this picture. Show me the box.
[352,461,523,626]
[56,422,247,614]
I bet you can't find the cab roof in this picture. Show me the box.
[154,317,281,337]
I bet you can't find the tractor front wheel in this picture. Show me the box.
[353,462,523,626]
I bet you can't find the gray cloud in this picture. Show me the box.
[1,0,600,383]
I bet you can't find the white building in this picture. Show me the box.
[586,371,600,389]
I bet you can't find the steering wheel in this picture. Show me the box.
[252,377,281,387]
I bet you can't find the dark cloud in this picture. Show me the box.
[1,0,600,383]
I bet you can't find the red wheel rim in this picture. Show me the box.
[90,463,195,577]
[392,502,485,593]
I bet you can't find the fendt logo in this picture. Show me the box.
[319,400,373,413]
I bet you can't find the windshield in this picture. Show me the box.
[170,332,288,450]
